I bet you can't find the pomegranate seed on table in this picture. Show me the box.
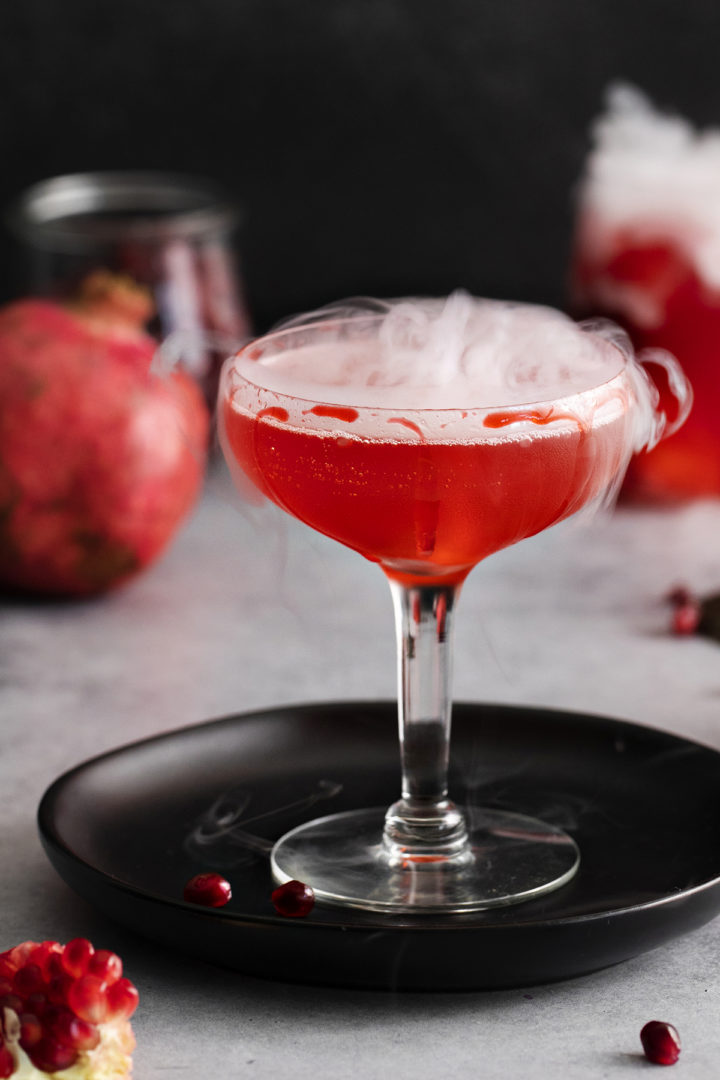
[183,872,233,907]
[665,583,693,608]
[640,1020,681,1065]
[671,601,700,636]
[271,880,316,917]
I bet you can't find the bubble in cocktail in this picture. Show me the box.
[218,292,691,913]
[571,84,714,499]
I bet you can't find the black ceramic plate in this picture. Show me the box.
[38,702,720,990]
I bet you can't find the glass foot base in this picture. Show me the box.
[271,806,580,914]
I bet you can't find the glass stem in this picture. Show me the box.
[383,581,471,865]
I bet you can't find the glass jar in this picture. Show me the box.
[6,171,252,404]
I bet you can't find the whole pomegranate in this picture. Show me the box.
[0,272,210,596]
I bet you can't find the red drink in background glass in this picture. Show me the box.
[570,85,717,500]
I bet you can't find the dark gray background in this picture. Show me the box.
[0,0,717,329]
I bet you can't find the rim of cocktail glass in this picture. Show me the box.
[221,312,635,417]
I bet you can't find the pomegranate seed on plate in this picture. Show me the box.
[271,880,315,917]
[183,872,232,907]
[640,1020,681,1065]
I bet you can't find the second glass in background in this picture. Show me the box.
[570,85,717,501]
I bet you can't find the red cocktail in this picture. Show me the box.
[571,85,714,500]
[219,293,690,913]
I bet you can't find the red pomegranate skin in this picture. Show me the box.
[0,281,210,596]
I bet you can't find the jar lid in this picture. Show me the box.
[6,171,239,251]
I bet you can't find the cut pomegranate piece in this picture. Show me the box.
[183,872,233,907]
[640,1020,681,1065]
[271,879,316,917]
[0,936,137,1077]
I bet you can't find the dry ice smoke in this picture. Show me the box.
[264,291,626,411]
[578,83,720,291]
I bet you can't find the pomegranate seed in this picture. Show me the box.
[43,1004,76,1045]
[271,879,315,917]
[28,942,62,980]
[25,992,47,1017]
[45,953,65,980]
[61,938,94,979]
[0,960,14,981]
[0,981,12,1000]
[19,1012,43,1048]
[29,1034,78,1073]
[106,978,139,1021]
[67,975,108,1024]
[671,601,700,636]
[13,962,44,997]
[66,1016,100,1051]
[0,1045,13,1080]
[183,872,232,908]
[45,1004,100,1051]
[666,584,693,607]
[87,949,122,985]
[7,943,36,970]
[640,1020,681,1065]
[47,973,74,1005]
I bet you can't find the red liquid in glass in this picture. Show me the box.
[572,229,718,500]
[222,398,630,587]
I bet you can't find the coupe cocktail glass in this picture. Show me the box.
[218,294,691,914]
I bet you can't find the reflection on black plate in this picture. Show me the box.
[38,702,720,990]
